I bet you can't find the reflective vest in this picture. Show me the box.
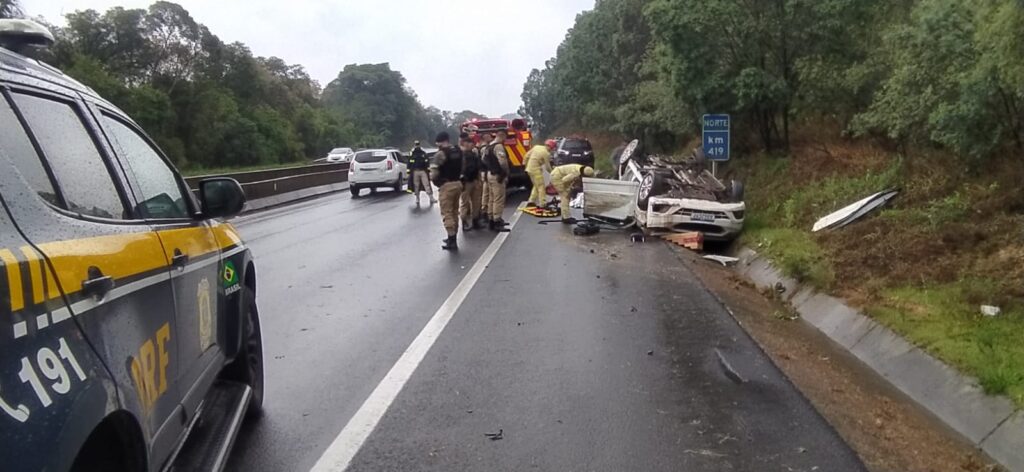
[409,147,429,170]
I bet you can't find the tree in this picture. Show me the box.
[647,0,879,151]
[322,63,426,146]
[145,1,206,92]
[1,0,21,19]
[854,0,1024,160]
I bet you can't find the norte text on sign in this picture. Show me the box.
[702,114,730,162]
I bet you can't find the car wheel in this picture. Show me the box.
[223,287,264,418]
[394,175,403,192]
[730,180,745,203]
[350,186,360,198]
[637,172,669,210]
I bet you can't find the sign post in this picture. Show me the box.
[702,114,730,177]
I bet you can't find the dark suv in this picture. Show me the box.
[0,21,263,471]
[554,137,595,167]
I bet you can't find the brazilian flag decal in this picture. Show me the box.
[223,260,239,287]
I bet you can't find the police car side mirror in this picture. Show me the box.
[198,178,246,219]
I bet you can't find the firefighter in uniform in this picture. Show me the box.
[483,131,510,230]
[409,140,436,205]
[430,132,464,250]
[476,132,491,227]
[524,139,557,208]
[550,163,595,223]
[459,133,484,231]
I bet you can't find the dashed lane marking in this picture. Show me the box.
[309,205,525,472]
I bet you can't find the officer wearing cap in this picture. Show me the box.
[409,139,435,205]
[430,132,464,250]
[482,131,510,230]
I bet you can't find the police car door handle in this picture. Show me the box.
[172,249,189,270]
[82,267,114,298]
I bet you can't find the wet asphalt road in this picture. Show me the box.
[224,188,865,472]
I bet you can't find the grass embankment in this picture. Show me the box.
[726,139,1024,405]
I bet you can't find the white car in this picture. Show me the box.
[619,140,745,241]
[348,149,407,197]
[325,147,354,163]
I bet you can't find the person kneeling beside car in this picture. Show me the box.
[550,163,594,223]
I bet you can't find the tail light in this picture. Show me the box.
[350,163,357,173]
[386,160,394,171]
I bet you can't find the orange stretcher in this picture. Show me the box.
[522,206,560,218]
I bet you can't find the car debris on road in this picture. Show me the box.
[662,232,705,250]
[703,255,740,266]
[484,429,504,441]
[812,189,900,232]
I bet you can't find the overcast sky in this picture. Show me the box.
[20,0,594,117]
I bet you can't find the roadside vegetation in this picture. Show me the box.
[3,1,483,173]
[522,0,1024,406]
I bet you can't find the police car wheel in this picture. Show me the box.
[224,288,264,418]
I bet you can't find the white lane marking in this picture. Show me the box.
[35,313,49,329]
[12,321,27,339]
[51,306,72,324]
[310,206,525,472]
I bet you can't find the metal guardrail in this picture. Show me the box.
[185,163,349,201]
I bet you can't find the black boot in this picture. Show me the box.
[462,220,473,232]
[441,236,458,251]
[473,218,486,230]
[490,218,509,232]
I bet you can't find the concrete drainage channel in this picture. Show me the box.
[185,163,350,213]
[733,247,1023,470]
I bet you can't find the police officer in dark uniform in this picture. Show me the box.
[408,140,435,205]
[430,132,464,250]
[459,133,484,231]
[476,133,491,228]
[482,132,510,231]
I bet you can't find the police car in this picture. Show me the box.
[0,20,263,471]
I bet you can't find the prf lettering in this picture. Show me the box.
[130,323,171,411]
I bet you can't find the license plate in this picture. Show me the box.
[692,212,716,222]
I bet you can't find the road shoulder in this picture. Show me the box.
[677,246,1002,472]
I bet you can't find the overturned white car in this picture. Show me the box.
[617,140,746,241]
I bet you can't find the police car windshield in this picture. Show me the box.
[354,150,388,163]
